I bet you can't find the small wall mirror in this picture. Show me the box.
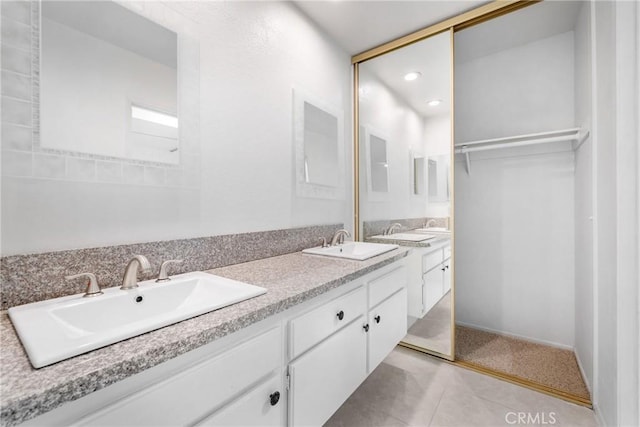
[303,102,339,187]
[41,1,179,164]
[428,154,450,202]
[293,89,345,199]
[368,133,390,193]
[413,155,426,196]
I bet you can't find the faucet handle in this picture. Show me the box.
[319,237,329,248]
[156,259,183,282]
[65,273,103,297]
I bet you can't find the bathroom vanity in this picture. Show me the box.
[1,249,409,426]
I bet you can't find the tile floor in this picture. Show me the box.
[325,346,598,427]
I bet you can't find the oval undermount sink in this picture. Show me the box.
[302,241,398,261]
[8,272,267,368]
[370,233,436,242]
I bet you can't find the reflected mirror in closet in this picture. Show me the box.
[454,1,592,406]
[356,30,454,359]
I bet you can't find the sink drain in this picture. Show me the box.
[135,295,143,303]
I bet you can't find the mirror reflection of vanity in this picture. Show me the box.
[356,30,454,359]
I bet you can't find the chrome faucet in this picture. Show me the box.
[384,223,402,236]
[330,229,351,246]
[65,272,103,297]
[121,255,152,290]
[425,219,437,228]
[156,259,183,282]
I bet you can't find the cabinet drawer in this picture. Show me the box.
[78,327,282,426]
[423,249,443,273]
[196,373,283,426]
[444,245,452,260]
[288,317,367,427]
[368,288,407,372]
[289,286,365,359]
[368,266,407,308]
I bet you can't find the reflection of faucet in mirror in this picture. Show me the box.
[425,219,437,228]
[384,223,403,236]
[330,229,351,246]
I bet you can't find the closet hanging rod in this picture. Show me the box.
[454,134,578,154]
[454,128,581,148]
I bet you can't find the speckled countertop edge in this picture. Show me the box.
[0,248,409,426]
[366,234,451,248]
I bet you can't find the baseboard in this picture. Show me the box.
[574,349,593,395]
[455,321,574,351]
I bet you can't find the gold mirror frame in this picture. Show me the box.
[351,0,538,361]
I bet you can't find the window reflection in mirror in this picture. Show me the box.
[41,1,178,164]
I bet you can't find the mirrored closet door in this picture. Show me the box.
[355,30,454,359]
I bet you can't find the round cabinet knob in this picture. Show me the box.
[363,324,370,332]
[446,265,450,269]
[441,267,446,271]
[270,391,280,406]
[374,315,381,324]
[336,310,344,321]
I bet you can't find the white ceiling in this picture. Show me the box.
[293,0,490,55]
[455,1,583,63]
[299,0,583,121]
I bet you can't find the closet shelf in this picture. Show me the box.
[454,128,590,175]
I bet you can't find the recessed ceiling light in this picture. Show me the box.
[404,72,421,81]
[427,99,442,107]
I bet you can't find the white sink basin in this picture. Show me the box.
[370,233,436,242]
[302,241,398,261]
[8,272,267,368]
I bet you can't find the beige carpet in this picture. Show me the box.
[455,326,591,401]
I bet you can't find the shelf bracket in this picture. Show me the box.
[463,148,471,175]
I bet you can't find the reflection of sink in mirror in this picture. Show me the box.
[302,242,398,261]
[8,272,266,368]
[414,227,450,233]
[370,233,436,242]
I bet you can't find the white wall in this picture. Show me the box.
[592,1,618,423]
[454,31,576,347]
[573,1,594,391]
[358,68,429,222]
[1,1,352,255]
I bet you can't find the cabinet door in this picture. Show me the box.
[196,373,283,427]
[423,266,444,315]
[288,317,367,427]
[368,288,407,372]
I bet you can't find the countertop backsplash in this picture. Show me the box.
[0,224,341,310]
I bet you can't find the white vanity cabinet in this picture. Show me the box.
[24,259,408,427]
[287,264,408,427]
[421,243,452,316]
[71,326,284,427]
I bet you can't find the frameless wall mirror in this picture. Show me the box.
[293,89,345,199]
[366,130,390,196]
[41,1,179,165]
[356,30,454,360]
[428,154,450,202]
[412,155,426,196]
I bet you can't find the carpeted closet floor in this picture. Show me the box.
[455,325,591,403]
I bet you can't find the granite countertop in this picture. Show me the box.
[366,232,451,248]
[0,248,409,426]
